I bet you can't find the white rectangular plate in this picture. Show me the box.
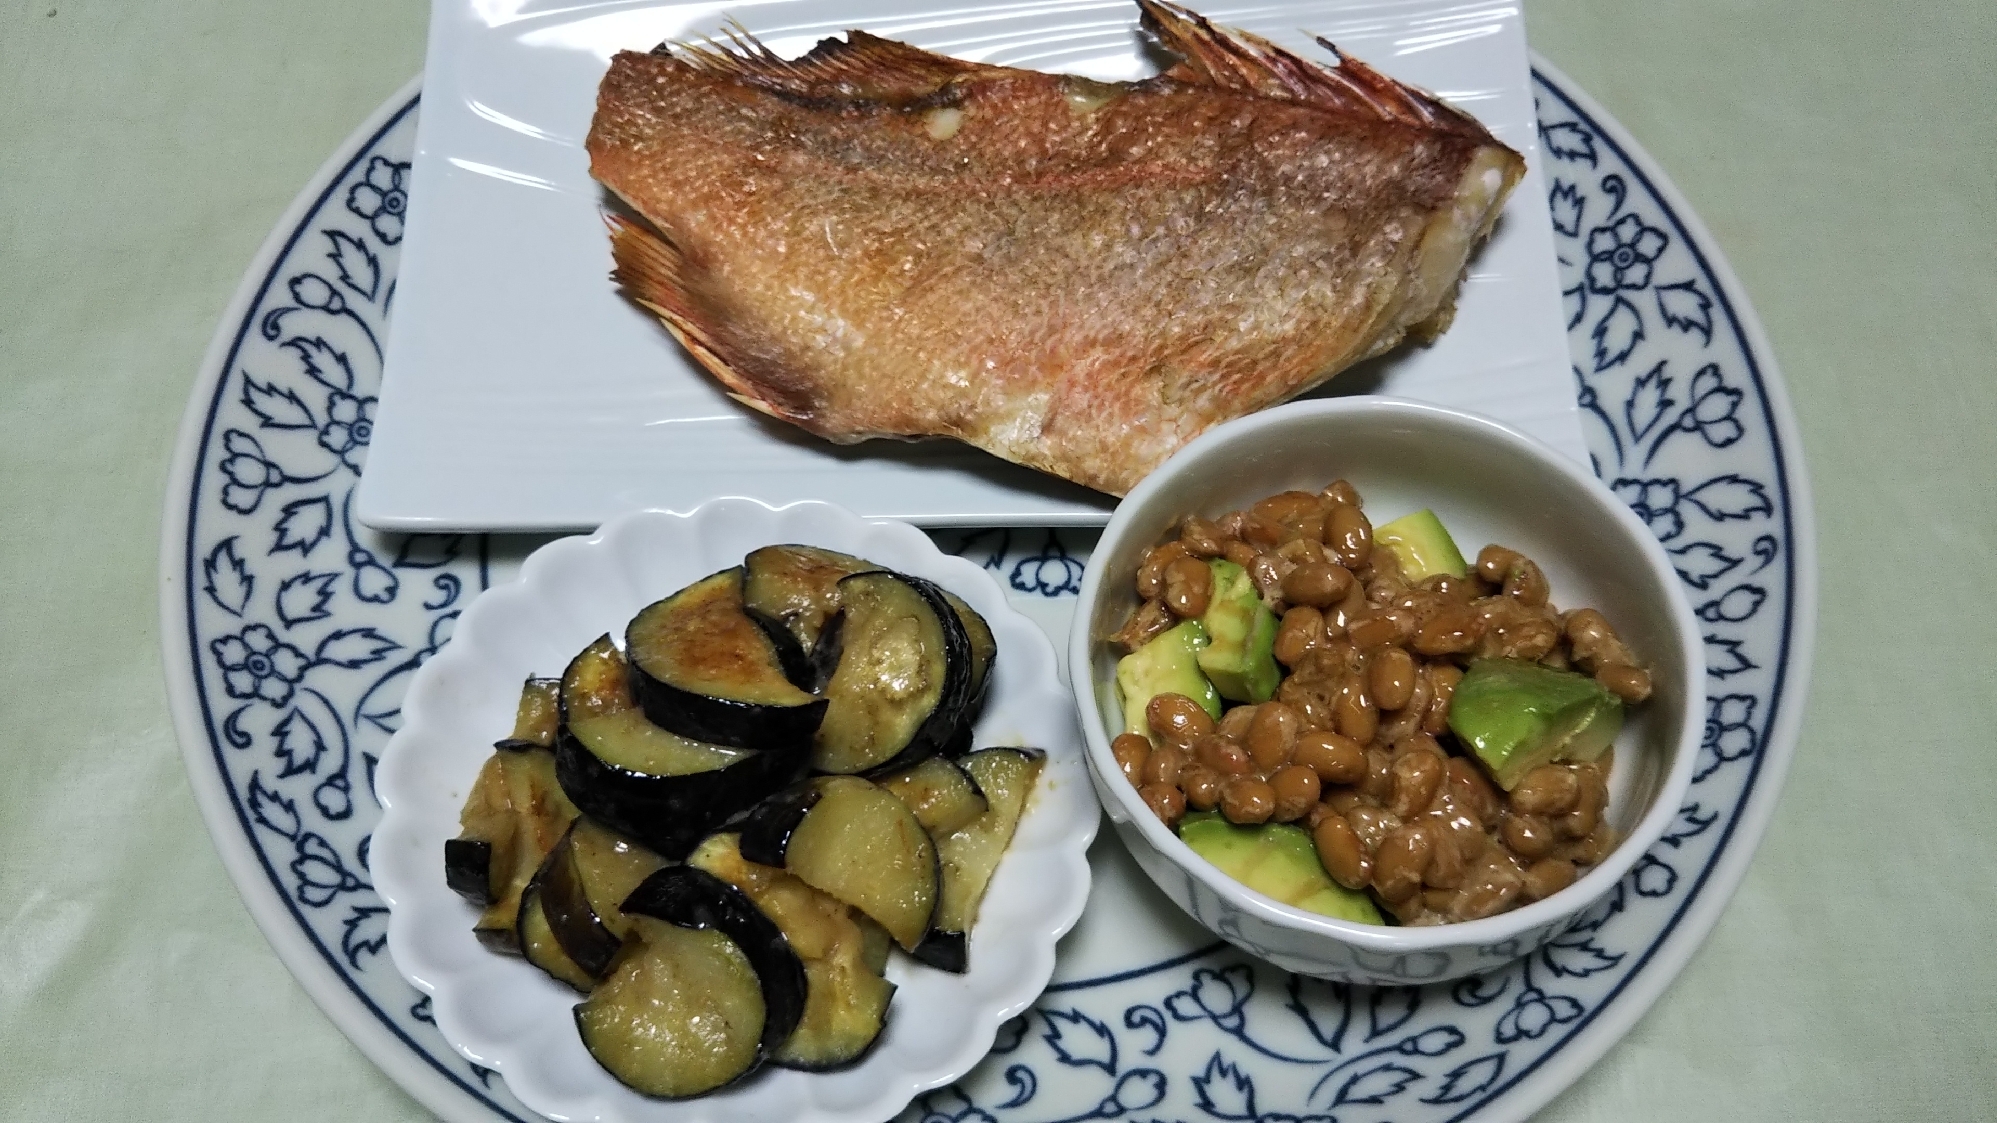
[358,0,1584,532]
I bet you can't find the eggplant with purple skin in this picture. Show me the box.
[447,689,580,953]
[493,676,561,752]
[741,544,878,660]
[575,866,806,1098]
[532,818,669,980]
[625,568,827,748]
[445,678,569,909]
[518,863,596,991]
[735,782,823,864]
[811,572,973,775]
[740,776,939,952]
[443,838,497,905]
[555,635,808,859]
[931,591,997,758]
[875,756,989,838]
[688,833,896,1070]
[622,866,808,1046]
[940,590,997,722]
[909,747,1045,973]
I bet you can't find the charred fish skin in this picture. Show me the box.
[587,2,1523,496]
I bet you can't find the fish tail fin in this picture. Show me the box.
[604,214,791,423]
[1135,0,1498,143]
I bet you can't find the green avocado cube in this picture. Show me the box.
[1114,619,1220,740]
[1178,812,1382,923]
[1448,659,1624,790]
[1375,508,1470,582]
[1195,559,1281,703]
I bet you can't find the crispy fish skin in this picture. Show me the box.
[587,1,1524,496]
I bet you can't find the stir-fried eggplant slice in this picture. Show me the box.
[518,867,596,991]
[535,818,670,980]
[450,741,578,953]
[623,866,807,1050]
[812,572,973,775]
[562,635,748,771]
[736,782,822,865]
[557,635,807,858]
[565,819,671,938]
[741,545,879,658]
[580,864,818,1098]
[494,676,561,752]
[910,748,1045,973]
[535,827,618,979]
[559,634,641,723]
[876,756,989,838]
[689,833,896,1071]
[626,568,827,748]
[740,776,939,951]
[444,839,495,904]
[939,591,997,718]
[931,592,997,758]
[448,677,570,906]
[574,917,768,1099]
[567,708,753,778]
[856,913,892,975]
[555,732,806,861]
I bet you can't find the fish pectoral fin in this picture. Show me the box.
[605,214,706,349]
[606,215,792,421]
[1136,0,1498,143]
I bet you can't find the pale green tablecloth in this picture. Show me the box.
[2,0,1992,1118]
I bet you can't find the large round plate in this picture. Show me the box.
[373,499,1097,1122]
[160,61,1814,1123]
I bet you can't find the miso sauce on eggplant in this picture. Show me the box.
[875,756,989,838]
[534,819,669,980]
[811,572,973,775]
[575,919,768,1099]
[689,833,896,1070]
[494,676,561,752]
[576,866,808,1098]
[741,544,877,655]
[447,688,579,953]
[556,634,807,859]
[626,568,827,748]
[911,748,1045,972]
[742,776,940,952]
[518,869,597,991]
[622,866,807,1056]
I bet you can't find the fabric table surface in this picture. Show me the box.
[1,0,1991,1119]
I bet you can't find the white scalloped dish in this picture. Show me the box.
[372,499,1098,1122]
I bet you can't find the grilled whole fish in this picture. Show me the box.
[587,1,1524,496]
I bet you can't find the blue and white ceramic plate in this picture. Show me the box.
[160,59,1815,1123]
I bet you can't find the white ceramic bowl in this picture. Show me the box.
[1068,397,1703,985]
[374,499,1097,1122]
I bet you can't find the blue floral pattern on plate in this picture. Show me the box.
[167,68,1801,1123]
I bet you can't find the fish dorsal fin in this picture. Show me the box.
[1136,0,1495,142]
[653,24,995,104]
